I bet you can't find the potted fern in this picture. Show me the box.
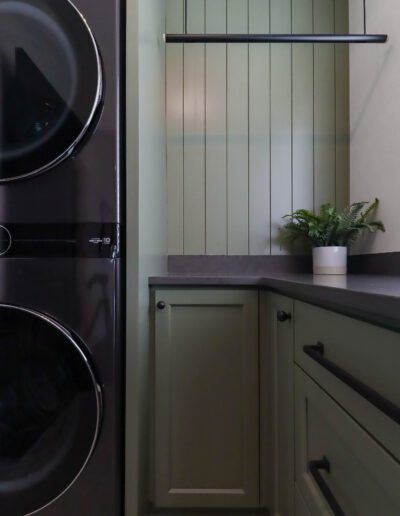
[281,199,385,275]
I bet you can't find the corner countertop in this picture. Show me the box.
[149,273,400,331]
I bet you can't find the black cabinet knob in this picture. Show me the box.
[277,310,291,322]
[157,301,166,310]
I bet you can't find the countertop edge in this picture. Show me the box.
[149,274,400,332]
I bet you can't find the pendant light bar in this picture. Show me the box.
[164,33,387,44]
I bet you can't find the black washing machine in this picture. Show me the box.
[0,229,122,516]
[0,0,122,224]
[0,0,124,515]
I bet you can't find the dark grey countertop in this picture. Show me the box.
[149,273,400,331]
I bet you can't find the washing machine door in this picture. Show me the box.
[0,0,102,182]
[0,305,102,516]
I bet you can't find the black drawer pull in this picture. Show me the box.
[303,343,400,425]
[309,457,345,516]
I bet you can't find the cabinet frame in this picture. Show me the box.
[261,292,295,515]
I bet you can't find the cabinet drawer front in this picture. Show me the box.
[295,368,400,516]
[154,289,259,508]
[295,301,400,459]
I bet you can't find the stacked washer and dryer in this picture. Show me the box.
[0,1,123,515]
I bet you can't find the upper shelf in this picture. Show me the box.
[164,33,388,44]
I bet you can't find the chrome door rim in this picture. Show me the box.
[0,0,103,183]
[0,303,103,516]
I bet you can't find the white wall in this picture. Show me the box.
[126,0,167,514]
[167,0,350,256]
[350,0,399,254]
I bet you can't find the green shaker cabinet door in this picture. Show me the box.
[153,289,259,508]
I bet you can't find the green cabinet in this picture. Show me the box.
[150,288,399,515]
[152,289,260,508]
[295,367,400,515]
[294,301,400,515]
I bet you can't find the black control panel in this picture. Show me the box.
[0,223,121,258]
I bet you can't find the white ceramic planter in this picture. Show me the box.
[313,246,347,275]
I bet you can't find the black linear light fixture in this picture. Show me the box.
[164,0,387,44]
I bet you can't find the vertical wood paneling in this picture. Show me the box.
[205,0,227,254]
[166,0,350,256]
[249,0,270,255]
[348,0,364,34]
[314,0,336,209]
[335,0,350,210]
[184,0,206,254]
[227,0,249,255]
[166,0,184,254]
[270,0,292,254]
[292,0,314,212]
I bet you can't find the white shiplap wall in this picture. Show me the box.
[166,0,350,255]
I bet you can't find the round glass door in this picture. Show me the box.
[0,0,102,182]
[0,305,102,515]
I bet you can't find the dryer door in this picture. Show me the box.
[0,305,102,515]
[0,0,102,182]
